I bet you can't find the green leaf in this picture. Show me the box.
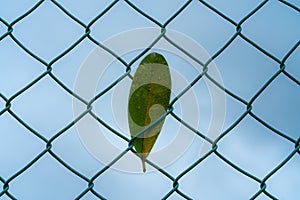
[128,52,171,172]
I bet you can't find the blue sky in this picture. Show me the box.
[0,1,299,200]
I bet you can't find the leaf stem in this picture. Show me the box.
[142,155,146,172]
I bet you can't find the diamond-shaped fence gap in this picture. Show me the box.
[213,37,277,101]
[79,192,102,200]
[159,126,212,176]
[284,45,300,82]
[179,153,257,199]
[150,114,182,153]
[48,125,102,178]
[102,51,139,82]
[242,0,300,60]
[168,0,236,56]
[0,38,45,97]
[161,30,209,68]
[145,118,197,174]
[0,112,44,179]
[162,50,203,85]
[126,0,189,23]
[170,81,208,132]
[0,0,38,22]
[11,76,75,139]
[8,153,87,200]
[54,0,116,24]
[254,193,276,200]
[93,168,172,200]
[267,154,300,200]
[51,39,96,89]
[203,0,265,22]
[11,1,84,62]
[94,116,129,153]
[93,62,126,89]
[217,115,295,178]
[94,71,128,122]
[252,74,300,140]
[166,193,190,200]
[72,47,125,104]
[74,112,128,163]
[89,1,157,43]
[93,93,129,149]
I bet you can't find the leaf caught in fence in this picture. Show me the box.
[128,52,171,172]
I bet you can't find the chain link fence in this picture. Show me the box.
[0,0,299,199]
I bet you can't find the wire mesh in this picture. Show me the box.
[0,0,299,199]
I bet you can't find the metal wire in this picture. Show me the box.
[0,0,299,199]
